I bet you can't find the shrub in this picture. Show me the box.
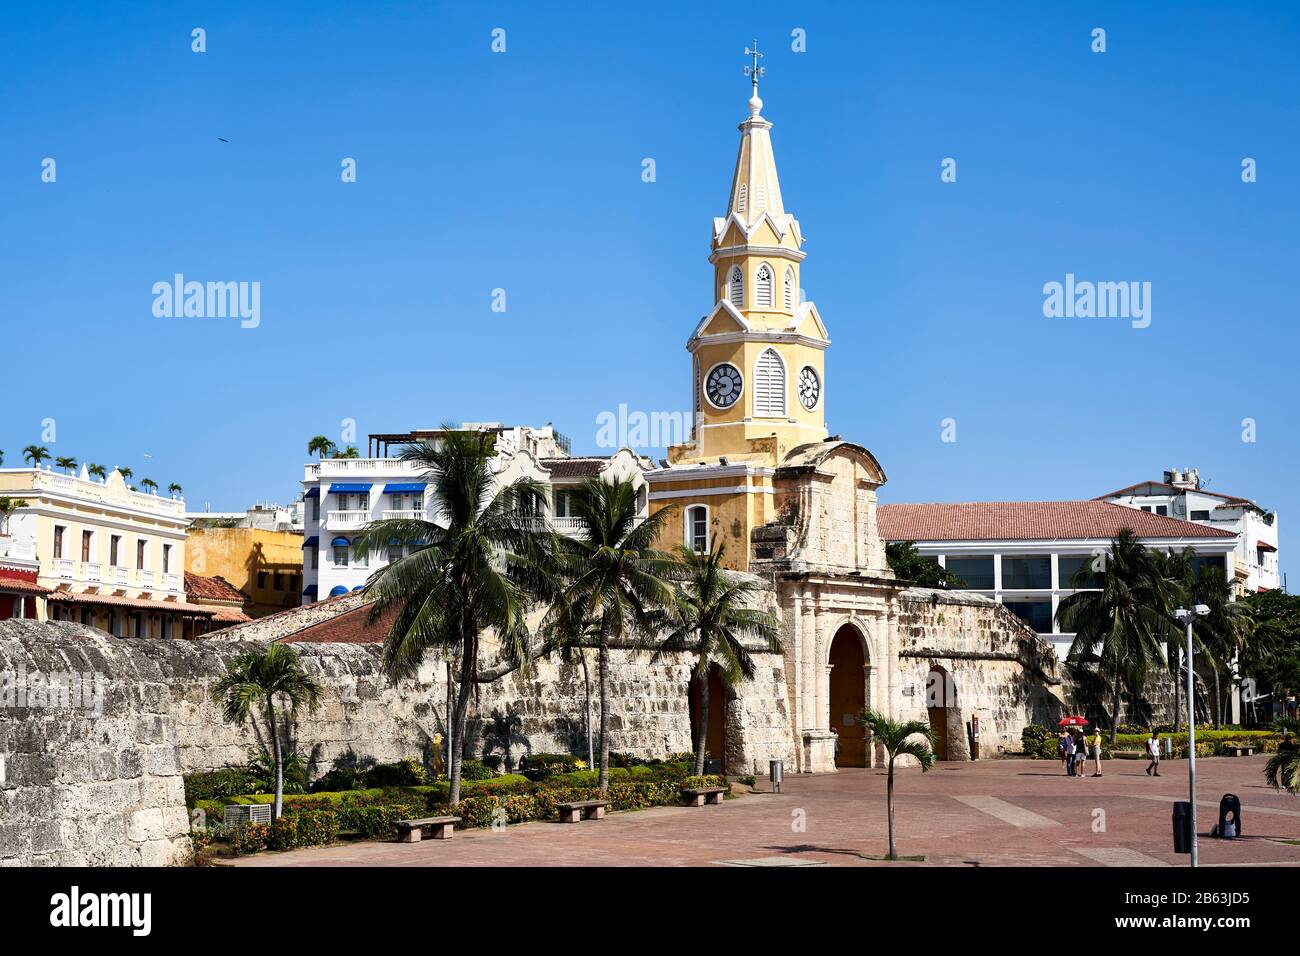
[184,768,263,804]
[681,775,728,792]
[244,748,308,795]
[310,766,371,793]
[1020,725,1058,759]
[329,803,424,839]
[364,759,428,788]
[459,759,497,780]
[738,775,756,788]
[228,821,271,856]
[520,753,584,779]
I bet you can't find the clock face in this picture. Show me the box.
[705,363,743,409]
[798,366,821,410]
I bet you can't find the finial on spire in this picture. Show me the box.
[743,38,765,114]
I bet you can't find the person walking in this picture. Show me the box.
[1058,730,1070,772]
[1074,730,1088,780]
[1064,730,1077,776]
[1091,727,1104,777]
[1145,730,1161,777]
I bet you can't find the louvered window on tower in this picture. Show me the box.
[754,348,786,416]
[737,184,747,214]
[784,268,795,309]
[757,184,766,212]
[693,358,700,414]
[756,264,773,307]
[729,267,743,307]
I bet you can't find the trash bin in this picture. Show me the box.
[703,758,722,775]
[1172,801,1192,854]
[1216,793,1242,838]
[769,759,784,793]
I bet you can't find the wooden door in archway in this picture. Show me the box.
[829,626,868,767]
[927,668,951,760]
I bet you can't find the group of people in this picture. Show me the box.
[1058,726,1103,777]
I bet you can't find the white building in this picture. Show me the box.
[1096,468,1280,594]
[878,500,1239,661]
[300,423,649,604]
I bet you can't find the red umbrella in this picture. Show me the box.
[1057,716,1089,727]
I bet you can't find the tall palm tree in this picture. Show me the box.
[87,463,107,480]
[210,644,321,819]
[22,445,50,467]
[1057,529,1179,744]
[1151,547,1196,729]
[140,478,158,494]
[656,543,782,775]
[168,482,183,496]
[306,435,336,460]
[859,710,935,860]
[54,456,77,474]
[545,479,678,792]
[353,429,557,805]
[117,466,133,480]
[1192,566,1253,728]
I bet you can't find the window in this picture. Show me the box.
[334,546,349,567]
[686,505,709,553]
[693,356,700,416]
[257,571,267,588]
[387,543,403,564]
[753,348,787,416]
[110,535,121,567]
[945,556,995,590]
[1004,600,1053,634]
[162,544,172,573]
[136,540,147,570]
[273,572,284,591]
[311,497,320,521]
[1190,554,1225,579]
[358,493,370,511]
[337,494,349,511]
[1058,554,1101,589]
[553,491,569,518]
[728,266,743,307]
[1190,510,1210,521]
[53,526,64,559]
[1140,506,1152,512]
[784,267,795,310]
[755,263,773,307]
[1002,555,1051,590]
[737,183,747,214]
[310,546,319,570]
[81,530,93,562]
[1155,505,1168,516]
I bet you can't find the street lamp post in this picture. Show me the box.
[1174,604,1210,867]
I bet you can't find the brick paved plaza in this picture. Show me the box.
[225,756,1300,868]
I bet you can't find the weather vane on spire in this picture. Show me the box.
[744,38,765,93]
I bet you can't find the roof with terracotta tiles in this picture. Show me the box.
[184,572,250,605]
[877,500,1238,543]
[540,458,609,480]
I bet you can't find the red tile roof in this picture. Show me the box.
[0,576,50,595]
[280,600,395,644]
[540,458,609,479]
[877,501,1237,543]
[184,572,250,604]
[46,590,218,614]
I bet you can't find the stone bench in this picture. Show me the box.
[682,786,727,807]
[1225,745,1256,757]
[557,799,608,823]
[395,815,460,843]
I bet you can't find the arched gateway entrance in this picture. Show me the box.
[828,625,869,767]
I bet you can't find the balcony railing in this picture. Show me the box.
[306,459,424,480]
[21,470,186,516]
[110,565,129,586]
[136,569,155,588]
[55,557,74,578]
[326,510,372,531]
[85,562,103,583]
[381,510,425,521]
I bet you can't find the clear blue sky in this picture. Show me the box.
[2,2,1296,581]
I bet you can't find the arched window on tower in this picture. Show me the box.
[685,504,709,553]
[728,266,743,308]
[784,267,795,310]
[754,348,787,417]
[756,263,773,308]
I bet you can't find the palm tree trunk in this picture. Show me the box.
[267,697,283,820]
[1111,666,1122,745]
[448,623,477,806]
[694,672,710,777]
[1170,642,1181,734]
[1213,668,1222,729]
[598,638,611,793]
[580,649,594,769]
[886,758,897,860]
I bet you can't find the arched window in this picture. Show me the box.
[756,263,773,307]
[753,348,787,417]
[728,266,743,308]
[685,504,709,553]
[784,267,795,310]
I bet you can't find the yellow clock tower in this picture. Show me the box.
[648,49,834,569]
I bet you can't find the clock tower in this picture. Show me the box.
[670,46,830,469]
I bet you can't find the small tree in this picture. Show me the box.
[210,645,322,819]
[87,463,107,480]
[885,541,967,589]
[168,482,183,496]
[0,497,28,535]
[55,456,77,474]
[140,478,158,494]
[859,709,935,860]
[337,445,361,459]
[306,436,336,459]
[118,466,133,480]
[22,445,50,467]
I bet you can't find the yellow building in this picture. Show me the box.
[0,466,215,636]
[185,526,305,617]
[648,72,834,569]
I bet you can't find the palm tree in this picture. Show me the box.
[1192,566,1253,728]
[656,542,782,775]
[1264,719,1300,794]
[117,466,133,480]
[0,497,28,535]
[87,463,107,480]
[22,445,50,467]
[140,478,158,494]
[210,644,322,819]
[859,710,935,860]
[54,456,77,474]
[1152,547,1196,729]
[337,445,361,459]
[0,449,4,465]
[1057,529,1179,744]
[168,482,183,496]
[546,478,678,792]
[353,429,557,806]
[306,435,336,460]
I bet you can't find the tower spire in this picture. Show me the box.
[743,39,765,114]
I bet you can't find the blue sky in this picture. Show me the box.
[2,2,1296,580]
